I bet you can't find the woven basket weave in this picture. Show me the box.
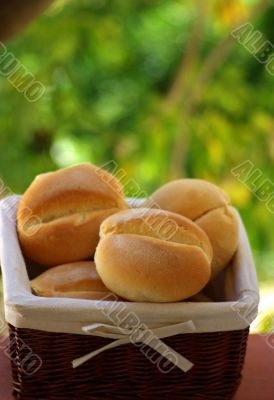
[9,324,249,400]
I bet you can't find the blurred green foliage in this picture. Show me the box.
[0,0,273,282]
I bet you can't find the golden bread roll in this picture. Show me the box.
[17,163,127,267]
[196,205,238,277]
[95,208,213,302]
[31,261,113,300]
[145,179,238,278]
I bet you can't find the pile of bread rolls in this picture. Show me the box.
[17,163,239,303]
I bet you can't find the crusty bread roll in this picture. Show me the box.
[17,163,127,267]
[95,208,213,302]
[145,179,238,278]
[196,205,238,277]
[31,261,113,300]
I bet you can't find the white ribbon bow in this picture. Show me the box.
[72,320,195,373]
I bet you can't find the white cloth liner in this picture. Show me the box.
[0,195,259,336]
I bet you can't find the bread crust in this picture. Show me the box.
[31,261,112,300]
[145,179,229,220]
[196,206,238,278]
[95,208,212,302]
[146,179,239,278]
[100,207,213,262]
[17,163,127,266]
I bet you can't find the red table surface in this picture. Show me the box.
[0,334,273,400]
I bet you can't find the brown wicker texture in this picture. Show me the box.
[8,324,249,400]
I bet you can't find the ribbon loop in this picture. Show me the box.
[72,320,195,373]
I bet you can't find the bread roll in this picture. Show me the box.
[145,179,238,278]
[17,163,127,267]
[196,206,238,277]
[31,261,113,300]
[95,208,212,302]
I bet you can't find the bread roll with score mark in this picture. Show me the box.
[145,179,238,279]
[31,261,114,300]
[17,163,127,267]
[95,208,213,302]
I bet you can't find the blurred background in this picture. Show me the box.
[0,0,273,332]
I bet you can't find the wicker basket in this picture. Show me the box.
[9,324,249,400]
[0,196,259,400]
